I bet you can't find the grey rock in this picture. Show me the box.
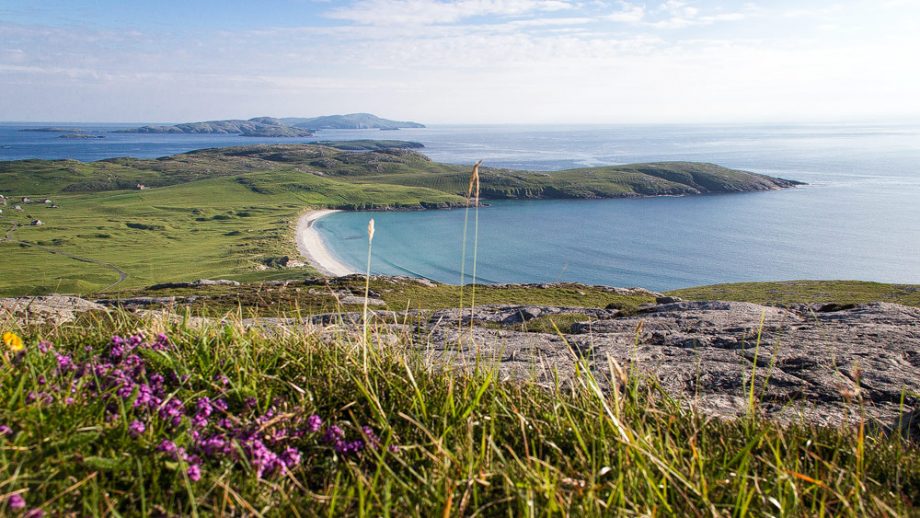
[413,301,920,426]
[338,295,386,306]
[148,279,240,290]
[0,295,107,325]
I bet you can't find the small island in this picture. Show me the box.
[58,133,105,139]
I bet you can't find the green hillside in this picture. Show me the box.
[0,143,801,295]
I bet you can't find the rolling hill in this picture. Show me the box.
[0,142,801,295]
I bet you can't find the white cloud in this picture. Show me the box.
[328,0,574,26]
[608,1,645,23]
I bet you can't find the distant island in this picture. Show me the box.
[20,127,87,133]
[114,113,425,137]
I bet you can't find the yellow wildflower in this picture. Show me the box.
[2,331,24,352]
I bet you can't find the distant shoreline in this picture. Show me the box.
[295,210,357,277]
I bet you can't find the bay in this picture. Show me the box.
[2,122,918,290]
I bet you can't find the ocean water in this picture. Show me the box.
[313,124,920,290]
[2,122,919,290]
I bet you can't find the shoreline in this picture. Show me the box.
[295,210,358,277]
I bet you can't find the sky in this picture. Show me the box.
[0,0,918,124]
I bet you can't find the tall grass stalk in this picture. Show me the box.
[469,161,482,334]
[363,218,375,371]
[457,160,482,339]
[747,310,767,416]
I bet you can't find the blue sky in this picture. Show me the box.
[1,0,917,123]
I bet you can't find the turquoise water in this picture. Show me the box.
[2,122,919,290]
[314,124,920,290]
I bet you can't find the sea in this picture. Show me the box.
[2,122,919,291]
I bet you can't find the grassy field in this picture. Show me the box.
[669,280,920,308]
[0,167,463,296]
[0,310,917,516]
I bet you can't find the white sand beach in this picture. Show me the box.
[295,210,357,277]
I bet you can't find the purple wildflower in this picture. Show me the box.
[187,464,202,482]
[109,343,124,359]
[323,425,345,443]
[154,333,170,350]
[55,353,73,371]
[25,509,45,518]
[246,439,282,478]
[362,425,379,446]
[0,425,12,436]
[213,398,228,412]
[8,494,25,510]
[159,398,185,427]
[196,397,213,417]
[157,439,177,456]
[37,340,52,353]
[334,439,365,455]
[129,420,146,438]
[244,397,257,409]
[306,415,323,432]
[192,413,209,429]
[281,447,302,468]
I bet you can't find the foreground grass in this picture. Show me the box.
[1,312,918,516]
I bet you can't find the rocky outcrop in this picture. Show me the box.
[0,296,107,325]
[416,301,920,426]
[147,279,241,290]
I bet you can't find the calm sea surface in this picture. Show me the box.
[2,122,919,290]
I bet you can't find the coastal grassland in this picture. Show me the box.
[103,277,657,317]
[0,172,463,296]
[0,313,917,516]
[95,278,920,319]
[669,280,920,308]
